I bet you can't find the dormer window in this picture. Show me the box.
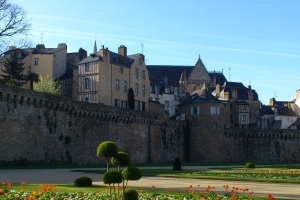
[231,90,237,98]
[165,87,170,94]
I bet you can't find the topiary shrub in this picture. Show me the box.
[111,151,131,170]
[97,141,118,171]
[103,170,123,184]
[74,176,92,187]
[245,162,255,169]
[123,189,138,200]
[122,167,142,181]
[173,156,182,171]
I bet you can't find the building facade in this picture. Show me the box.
[74,45,150,111]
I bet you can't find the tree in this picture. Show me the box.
[26,71,40,90]
[33,75,61,95]
[0,52,25,86]
[0,0,31,53]
[127,88,135,109]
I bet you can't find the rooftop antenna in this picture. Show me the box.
[249,80,251,85]
[274,92,278,99]
[146,59,147,64]
[141,43,143,54]
[222,67,223,73]
[229,67,231,81]
[41,33,44,44]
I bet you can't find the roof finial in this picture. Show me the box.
[141,43,143,54]
[199,54,200,59]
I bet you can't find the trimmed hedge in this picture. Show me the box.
[74,177,92,187]
[123,189,138,200]
[245,162,255,169]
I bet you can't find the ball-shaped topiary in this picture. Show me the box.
[245,162,255,169]
[173,156,182,171]
[97,141,118,158]
[122,167,142,181]
[74,176,92,187]
[111,151,131,166]
[123,189,139,200]
[102,170,123,184]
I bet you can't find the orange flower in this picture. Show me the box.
[267,194,275,200]
[167,189,171,192]
[21,181,26,186]
[0,189,4,195]
[139,189,143,193]
[1,182,4,185]
[152,185,155,188]
[32,190,37,195]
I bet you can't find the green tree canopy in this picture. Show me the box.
[33,75,61,95]
[0,52,25,86]
[26,71,40,90]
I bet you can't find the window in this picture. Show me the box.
[213,122,218,128]
[210,106,219,115]
[84,97,89,102]
[135,68,139,79]
[165,87,170,93]
[135,100,139,110]
[124,81,127,92]
[116,79,119,91]
[5,54,10,59]
[121,100,127,108]
[142,85,145,97]
[241,105,246,112]
[150,86,154,93]
[65,85,69,92]
[174,87,178,95]
[85,63,89,72]
[155,86,159,94]
[85,78,90,89]
[142,70,145,80]
[231,90,237,98]
[34,58,39,66]
[27,66,31,73]
[135,83,138,95]
[242,115,246,121]
[114,99,120,107]
[191,106,200,115]
[119,66,123,74]
[139,58,142,65]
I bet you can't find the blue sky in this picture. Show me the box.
[12,0,300,104]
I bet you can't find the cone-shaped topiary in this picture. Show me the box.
[97,141,118,171]
[74,176,92,187]
[122,167,142,181]
[123,189,139,200]
[173,156,182,171]
[111,151,131,167]
[103,170,123,184]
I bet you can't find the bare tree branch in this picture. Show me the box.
[0,0,31,53]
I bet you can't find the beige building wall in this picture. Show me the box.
[129,54,150,111]
[98,47,112,105]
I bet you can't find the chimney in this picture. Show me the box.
[140,54,145,62]
[9,46,17,51]
[269,97,275,106]
[216,84,221,97]
[36,44,45,49]
[118,45,127,62]
[78,48,87,60]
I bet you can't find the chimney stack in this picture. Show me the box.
[118,45,127,62]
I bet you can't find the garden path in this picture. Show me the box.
[0,166,299,199]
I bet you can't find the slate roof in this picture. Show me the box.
[221,81,259,101]
[290,119,300,129]
[179,89,220,106]
[260,105,274,115]
[276,106,297,116]
[78,54,103,65]
[260,105,297,116]
[58,63,77,80]
[146,65,193,86]
[111,51,134,68]
[146,64,227,87]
